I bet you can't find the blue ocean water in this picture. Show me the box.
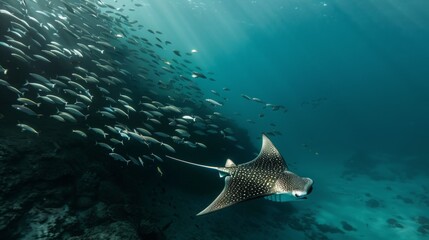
[134,0,429,154]
[0,0,428,239]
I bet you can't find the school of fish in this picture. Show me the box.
[0,0,288,173]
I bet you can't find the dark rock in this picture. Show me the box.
[69,221,140,240]
[93,202,109,220]
[0,192,38,235]
[78,202,110,228]
[417,216,429,225]
[396,195,414,204]
[42,186,75,208]
[387,218,403,228]
[287,216,306,231]
[316,223,344,234]
[36,154,74,181]
[16,205,81,239]
[138,219,166,240]
[76,171,100,197]
[305,231,329,240]
[387,218,396,224]
[98,181,125,204]
[366,199,380,208]
[418,224,429,235]
[341,221,356,231]
[76,196,95,209]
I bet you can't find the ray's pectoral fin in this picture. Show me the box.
[245,134,288,171]
[197,171,272,215]
[197,176,234,216]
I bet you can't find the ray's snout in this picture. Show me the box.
[294,178,314,199]
[305,178,314,196]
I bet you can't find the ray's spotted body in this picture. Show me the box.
[166,134,313,215]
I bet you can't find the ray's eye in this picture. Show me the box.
[307,185,313,195]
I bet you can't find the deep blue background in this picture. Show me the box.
[121,0,429,158]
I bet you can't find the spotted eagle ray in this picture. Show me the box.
[165,134,313,215]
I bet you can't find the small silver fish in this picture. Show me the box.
[72,130,87,138]
[17,123,39,135]
[205,98,223,106]
[89,127,108,138]
[182,115,196,122]
[96,141,115,152]
[12,104,40,116]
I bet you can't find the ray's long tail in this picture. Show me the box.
[164,155,220,171]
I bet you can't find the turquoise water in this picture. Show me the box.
[123,0,429,153]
